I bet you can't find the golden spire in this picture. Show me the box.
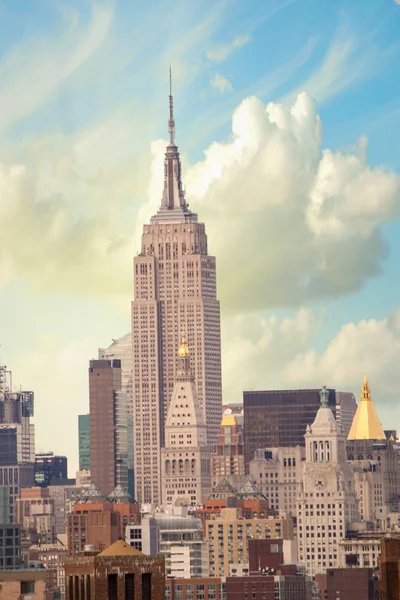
[347,376,385,441]
[178,334,190,357]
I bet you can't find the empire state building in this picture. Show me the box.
[131,74,222,504]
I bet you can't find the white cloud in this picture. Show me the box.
[145,92,400,313]
[210,73,233,94]
[284,309,400,410]
[222,308,320,401]
[207,35,251,62]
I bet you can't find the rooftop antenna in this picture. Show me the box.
[168,66,175,145]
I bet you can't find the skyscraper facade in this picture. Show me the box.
[98,333,133,417]
[34,452,68,487]
[89,359,128,495]
[131,78,222,504]
[78,414,90,471]
[243,388,356,469]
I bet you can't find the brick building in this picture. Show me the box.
[165,578,224,600]
[315,568,380,600]
[0,568,46,599]
[65,539,165,600]
[380,537,400,600]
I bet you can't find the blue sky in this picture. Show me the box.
[0,0,400,474]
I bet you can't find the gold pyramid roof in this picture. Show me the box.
[347,376,385,441]
[178,335,190,357]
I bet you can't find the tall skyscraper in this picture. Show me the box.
[243,388,356,469]
[78,414,90,471]
[34,452,68,487]
[98,334,133,416]
[131,75,222,504]
[89,359,128,495]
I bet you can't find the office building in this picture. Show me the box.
[89,359,128,495]
[211,413,245,489]
[65,539,165,600]
[28,541,67,599]
[206,507,293,577]
[297,387,359,575]
[99,333,133,415]
[347,377,400,525]
[78,414,90,471]
[0,464,34,524]
[16,487,56,551]
[131,78,222,504]
[165,578,225,600]
[249,446,305,515]
[34,452,68,487]
[243,388,356,468]
[161,337,211,507]
[0,487,20,571]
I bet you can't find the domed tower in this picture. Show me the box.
[161,338,211,507]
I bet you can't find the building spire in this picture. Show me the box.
[168,66,175,145]
[347,376,385,440]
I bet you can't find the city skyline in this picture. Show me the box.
[0,0,400,472]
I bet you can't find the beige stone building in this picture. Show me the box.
[161,338,211,507]
[131,78,222,505]
[249,446,305,515]
[211,414,245,489]
[338,537,382,569]
[346,376,400,525]
[297,387,359,575]
[205,507,293,577]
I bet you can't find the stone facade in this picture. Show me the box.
[249,446,305,515]
[297,388,359,575]
[161,340,211,506]
[132,87,222,505]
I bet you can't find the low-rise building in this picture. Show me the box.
[315,568,380,600]
[65,539,164,600]
[0,568,46,599]
[28,541,67,599]
[165,578,225,600]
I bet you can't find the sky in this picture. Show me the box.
[1,0,400,476]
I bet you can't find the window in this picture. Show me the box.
[142,573,151,600]
[125,574,134,600]
[108,574,118,600]
[21,581,35,594]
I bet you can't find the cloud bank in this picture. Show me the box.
[210,74,233,93]
[1,93,400,314]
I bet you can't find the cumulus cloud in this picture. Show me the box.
[222,308,320,400]
[187,94,400,311]
[210,73,233,94]
[0,161,132,294]
[145,93,400,313]
[207,35,251,62]
[284,311,400,399]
